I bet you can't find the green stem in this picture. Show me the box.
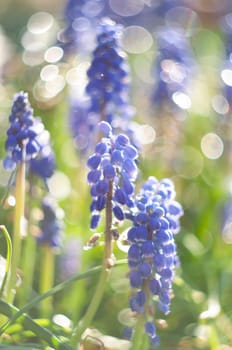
[130,314,146,350]
[18,177,37,306]
[0,299,72,350]
[18,231,36,306]
[0,226,12,298]
[0,260,127,336]
[39,244,54,318]
[6,160,26,303]
[70,181,114,347]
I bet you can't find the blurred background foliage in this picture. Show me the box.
[1,0,232,349]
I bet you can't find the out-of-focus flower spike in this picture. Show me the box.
[37,196,64,249]
[152,26,194,113]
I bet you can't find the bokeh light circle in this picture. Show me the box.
[109,0,144,17]
[201,133,224,160]
[122,26,153,54]
[27,12,54,34]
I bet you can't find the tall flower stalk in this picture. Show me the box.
[71,121,138,345]
[3,92,42,303]
[19,127,56,306]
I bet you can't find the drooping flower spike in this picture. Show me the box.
[127,176,183,345]
[87,121,138,230]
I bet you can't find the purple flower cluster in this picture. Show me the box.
[87,121,138,230]
[58,0,104,54]
[219,14,232,109]
[127,176,183,345]
[4,91,56,182]
[4,92,42,171]
[152,26,194,112]
[86,18,131,122]
[29,128,56,181]
[37,196,64,248]
[69,18,137,155]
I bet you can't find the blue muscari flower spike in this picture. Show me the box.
[219,14,232,110]
[29,128,56,181]
[69,96,93,153]
[69,18,139,155]
[87,121,138,230]
[152,26,194,112]
[3,91,44,172]
[57,0,104,55]
[86,17,130,116]
[126,176,183,346]
[37,196,64,248]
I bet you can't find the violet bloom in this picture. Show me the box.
[37,196,64,248]
[69,18,137,155]
[29,128,56,181]
[126,177,183,345]
[4,91,42,171]
[152,26,194,113]
[57,0,104,55]
[87,121,138,230]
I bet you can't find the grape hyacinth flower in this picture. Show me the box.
[86,18,135,134]
[4,91,42,171]
[218,14,232,113]
[58,0,104,55]
[69,96,93,154]
[87,121,138,231]
[37,196,64,249]
[127,176,183,346]
[86,18,130,116]
[29,128,56,181]
[3,91,46,302]
[152,26,194,112]
[69,18,138,156]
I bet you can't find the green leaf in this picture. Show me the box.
[0,226,12,297]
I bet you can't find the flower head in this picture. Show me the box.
[87,121,138,229]
[127,176,183,345]
[29,128,56,180]
[4,91,43,171]
[37,196,64,249]
[86,18,130,116]
[152,26,194,112]
[57,0,104,54]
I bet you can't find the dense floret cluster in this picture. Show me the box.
[127,176,183,345]
[69,18,136,154]
[86,18,130,114]
[58,0,104,54]
[152,26,193,111]
[29,129,56,180]
[37,196,64,248]
[87,121,138,229]
[4,92,42,171]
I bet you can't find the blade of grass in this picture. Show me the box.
[0,226,12,298]
[0,259,127,335]
[0,299,72,350]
